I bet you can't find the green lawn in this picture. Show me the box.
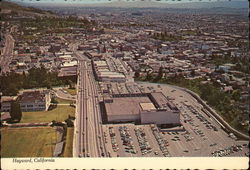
[20,105,75,123]
[62,127,74,157]
[55,97,74,104]
[64,88,77,96]
[1,127,57,157]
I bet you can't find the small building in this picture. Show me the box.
[18,90,51,112]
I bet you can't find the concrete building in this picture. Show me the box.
[103,92,180,125]
[93,60,126,82]
[58,60,78,77]
[0,96,17,112]
[18,90,51,112]
[104,94,151,123]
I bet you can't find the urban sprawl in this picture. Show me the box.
[0,1,249,158]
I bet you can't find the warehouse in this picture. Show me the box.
[103,92,180,125]
[92,60,126,82]
[104,95,151,123]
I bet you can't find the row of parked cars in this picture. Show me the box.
[182,113,193,123]
[182,131,193,142]
[188,105,218,132]
[151,125,170,157]
[119,126,137,154]
[108,127,119,152]
[193,128,205,137]
[134,128,152,155]
[211,144,246,157]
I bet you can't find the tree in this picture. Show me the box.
[51,97,58,104]
[10,101,22,122]
[145,70,152,81]
[65,118,74,127]
[134,71,140,79]
[190,70,196,77]
[154,67,163,82]
[232,90,241,101]
[67,80,74,89]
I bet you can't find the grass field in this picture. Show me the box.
[20,105,75,123]
[1,127,57,157]
[62,127,74,157]
[64,88,77,96]
[55,97,74,104]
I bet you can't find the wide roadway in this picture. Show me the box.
[0,33,15,73]
[75,52,106,157]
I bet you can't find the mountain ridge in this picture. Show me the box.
[24,1,248,9]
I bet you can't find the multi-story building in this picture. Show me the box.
[0,96,17,112]
[18,90,51,112]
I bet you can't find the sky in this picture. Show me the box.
[8,0,247,4]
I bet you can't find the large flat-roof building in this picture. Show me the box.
[105,95,152,123]
[93,60,126,82]
[103,92,180,125]
[58,60,78,78]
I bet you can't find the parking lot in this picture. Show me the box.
[102,118,248,157]
[99,82,249,157]
[103,124,165,157]
[137,82,249,157]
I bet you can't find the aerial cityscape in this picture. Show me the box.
[0,0,249,159]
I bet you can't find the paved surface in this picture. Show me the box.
[53,88,76,101]
[103,124,164,157]
[74,52,106,157]
[136,82,249,157]
[0,33,15,74]
[91,81,249,157]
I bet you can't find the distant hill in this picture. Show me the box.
[0,0,54,16]
[25,1,248,9]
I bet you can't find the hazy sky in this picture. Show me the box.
[8,0,246,4]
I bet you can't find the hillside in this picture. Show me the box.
[24,0,248,9]
[0,0,55,16]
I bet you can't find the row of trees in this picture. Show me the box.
[0,66,72,96]
[152,32,183,41]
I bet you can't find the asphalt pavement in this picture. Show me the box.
[73,51,107,157]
